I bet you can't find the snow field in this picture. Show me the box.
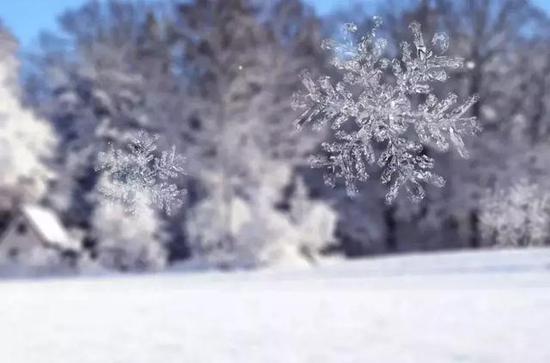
[1,248,550,363]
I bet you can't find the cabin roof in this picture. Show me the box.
[20,204,79,251]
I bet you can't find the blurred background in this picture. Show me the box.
[0,0,549,274]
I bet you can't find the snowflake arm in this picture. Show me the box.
[95,131,187,215]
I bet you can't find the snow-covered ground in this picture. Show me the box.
[2,248,550,363]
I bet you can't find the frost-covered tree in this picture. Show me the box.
[20,2,188,270]
[29,43,144,226]
[175,0,323,181]
[186,164,337,268]
[27,2,181,227]
[292,18,479,204]
[288,177,338,262]
[174,0,329,258]
[480,181,550,247]
[92,177,168,271]
[0,26,56,211]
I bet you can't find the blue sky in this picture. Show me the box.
[1,0,549,49]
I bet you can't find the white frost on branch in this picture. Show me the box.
[0,29,56,207]
[92,188,168,271]
[480,181,550,247]
[292,18,479,204]
[95,131,186,215]
[186,166,337,269]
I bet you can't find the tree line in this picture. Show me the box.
[0,0,548,271]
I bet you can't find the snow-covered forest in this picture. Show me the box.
[0,0,547,272]
[0,0,549,272]
[3,0,547,272]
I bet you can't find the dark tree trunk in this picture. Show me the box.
[469,209,480,248]
[384,205,398,252]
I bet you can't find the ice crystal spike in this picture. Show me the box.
[292,19,479,203]
[432,32,449,53]
[95,130,187,215]
[372,16,383,28]
[344,23,358,33]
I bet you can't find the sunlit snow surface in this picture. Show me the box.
[2,248,550,363]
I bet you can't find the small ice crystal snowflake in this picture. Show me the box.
[292,18,479,204]
[95,130,187,215]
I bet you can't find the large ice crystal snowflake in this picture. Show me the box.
[292,18,479,204]
[95,131,186,215]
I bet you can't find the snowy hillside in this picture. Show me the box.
[2,248,550,363]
